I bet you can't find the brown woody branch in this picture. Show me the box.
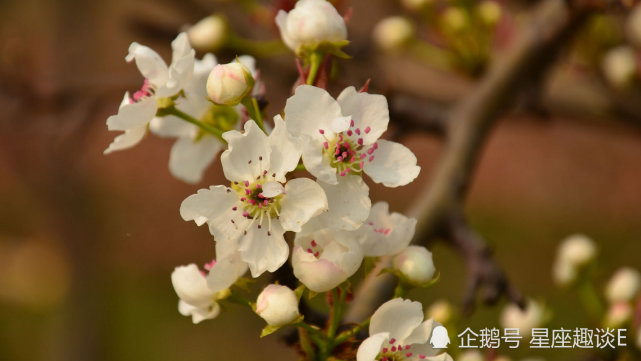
[346,0,599,323]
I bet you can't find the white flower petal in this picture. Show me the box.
[221,121,271,182]
[422,354,454,361]
[313,175,371,230]
[159,32,195,97]
[358,202,417,257]
[279,178,328,232]
[337,87,389,145]
[302,139,338,184]
[180,186,249,243]
[268,115,302,181]
[185,302,220,323]
[370,298,425,341]
[322,236,363,277]
[126,42,169,87]
[261,181,284,198]
[206,252,248,292]
[331,115,352,134]
[356,332,390,361]
[169,136,223,184]
[291,246,347,292]
[285,85,344,140]
[178,299,197,316]
[103,125,147,154]
[149,115,195,138]
[403,319,439,346]
[106,94,158,131]
[364,139,420,187]
[239,222,289,277]
[171,264,214,309]
[275,10,297,50]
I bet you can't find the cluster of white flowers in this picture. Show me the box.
[105,1,449,360]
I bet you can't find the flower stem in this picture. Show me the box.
[306,51,323,85]
[334,318,370,345]
[160,106,226,143]
[241,97,266,134]
[577,279,604,322]
[227,33,288,58]
[327,288,347,339]
[298,326,317,361]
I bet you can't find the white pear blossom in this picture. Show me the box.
[206,59,255,106]
[171,252,247,323]
[285,85,421,187]
[552,234,597,286]
[393,246,436,284]
[605,267,641,303]
[180,118,328,277]
[105,32,195,154]
[292,225,364,292]
[357,298,452,361]
[500,299,545,338]
[150,55,257,183]
[275,0,347,53]
[255,284,300,327]
[356,202,417,257]
[284,86,420,228]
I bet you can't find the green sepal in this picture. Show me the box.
[260,315,305,338]
[307,289,319,300]
[294,285,306,301]
[232,277,254,293]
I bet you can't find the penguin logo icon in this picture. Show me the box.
[429,326,450,349]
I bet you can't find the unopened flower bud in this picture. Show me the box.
[477,1,502,26]
[206,60,254,106]
[275,0,347,53]
[427,299,453,324]
[605,267,641,303]
[187,15,228,52]
[604,302,633,328]
[393,245,436,284]
[602,46,638,89]
[373,16,414,51]
[553,234,597,286]
[255,284,300,327]
[501,300,545,338]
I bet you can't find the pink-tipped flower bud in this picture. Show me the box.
[206,59,254,106]
[393,246,436,284]
[255,284,300,327]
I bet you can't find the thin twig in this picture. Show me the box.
[346,0,597,323]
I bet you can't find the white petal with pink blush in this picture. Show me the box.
[292,227,364,292]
